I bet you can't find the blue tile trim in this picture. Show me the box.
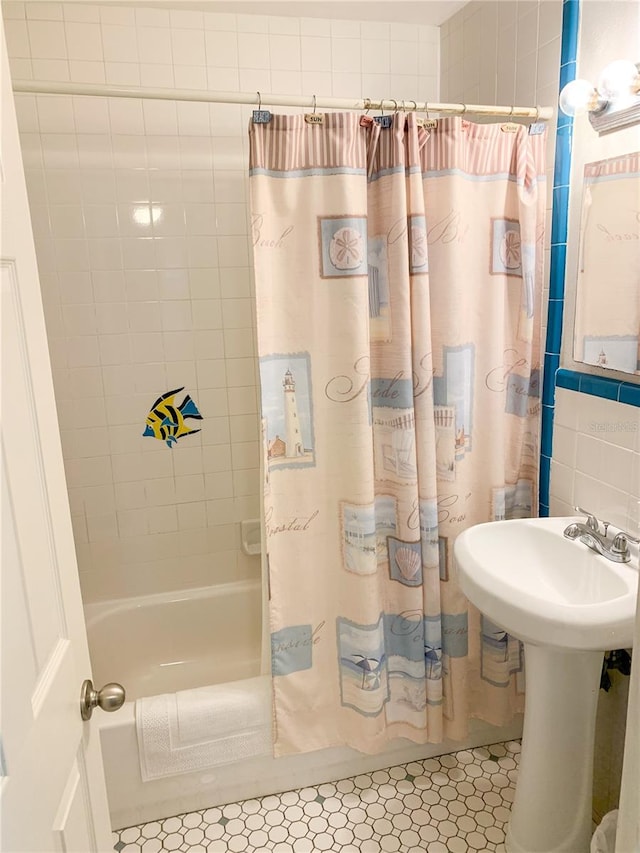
[551,186,570,243]
[546,300,563,355]
[542,354,560,405]
[579,374,618,400]
[556,368,640,406]
[559,61,577,91]
[539,455,551,513]
[549,244,567,300]
[555,368,580,391]
[619,383,640,407]
[541,404,554,457]
[561,0,580,58]
[553,123,573,187]
[539,0,579,515]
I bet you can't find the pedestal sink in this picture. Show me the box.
[454,516,638,853]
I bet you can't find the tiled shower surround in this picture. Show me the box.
[2,2,440,602]
[114,741,519,853]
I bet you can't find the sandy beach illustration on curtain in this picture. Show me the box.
[341,495,398,576]
[259,353,315,470]
[370,376,418,485]
[432,344,475,469]
[337,616,389,717]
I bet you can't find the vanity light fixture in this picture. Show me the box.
[559,59,640,134]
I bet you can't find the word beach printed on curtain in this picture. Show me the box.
[249,112,546,756]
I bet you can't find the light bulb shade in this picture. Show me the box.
[559,79,599,116]
[598,60,639,98]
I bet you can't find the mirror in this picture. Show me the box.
[573,152,640,375]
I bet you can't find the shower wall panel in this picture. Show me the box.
[3,1,440,601]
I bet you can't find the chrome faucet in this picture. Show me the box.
[564,507,640,564]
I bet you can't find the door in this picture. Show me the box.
[0,22,113,853]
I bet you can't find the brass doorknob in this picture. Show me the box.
[80,679,126,721]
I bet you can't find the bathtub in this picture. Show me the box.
[86,580,524,830]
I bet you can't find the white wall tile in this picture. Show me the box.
[137,26,172,64]
[3,2,26,21]
[171,28,205,66]
[4,19,30,57]
[102,24,138,63]
[65,21,103,61]
[238,32,270,69]
[28,20,67,58]
[205,29,238,68]
[269,33,301,71]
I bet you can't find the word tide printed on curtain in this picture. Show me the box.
[249,113,547,758]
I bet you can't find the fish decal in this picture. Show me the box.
[142,387,202,448]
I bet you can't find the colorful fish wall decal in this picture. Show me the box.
[142,388,202,448]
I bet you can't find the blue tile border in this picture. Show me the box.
[540,0,640,515]
[556,369,640,406]
[539,0,579,515]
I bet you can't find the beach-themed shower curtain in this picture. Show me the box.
[249,112,546,756]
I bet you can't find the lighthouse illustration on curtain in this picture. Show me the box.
[259,353,315,470]
[283,368,303,457]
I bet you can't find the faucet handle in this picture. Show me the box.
[574,506,600,532]
[612,533,633,559]
[619,530,640,545]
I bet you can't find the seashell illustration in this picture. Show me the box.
[329,227,364,270]
[395,546,422,581]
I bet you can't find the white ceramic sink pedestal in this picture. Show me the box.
[454,517,638,853]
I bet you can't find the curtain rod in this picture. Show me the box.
[12,81,554,121]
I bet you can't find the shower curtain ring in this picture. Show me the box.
[391,99,398,113]
[409,100,417,113]
[257,91,261,109]
[364,97,371,115]
[312,94,317,114]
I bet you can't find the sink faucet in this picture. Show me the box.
[564,507,639,564]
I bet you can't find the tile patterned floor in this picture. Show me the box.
[113,740,519,853]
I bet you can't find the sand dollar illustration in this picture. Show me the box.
[499,228,521,269]
[329,226,365,270]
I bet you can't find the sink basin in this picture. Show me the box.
[454,516,639,853]
[454,515,638,650]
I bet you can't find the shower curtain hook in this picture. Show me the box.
[409,100,417,113]
[391,99,399,114]
[312,94,317,114]
[257,91,261,109]
[364,97,372,115]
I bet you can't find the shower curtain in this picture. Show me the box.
[249,112,546,757]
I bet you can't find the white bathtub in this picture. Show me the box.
[86,580,523,830]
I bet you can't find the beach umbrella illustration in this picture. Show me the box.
[425,645,442,679]
[352,655,381,689]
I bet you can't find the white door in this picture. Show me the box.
[0,22,114,853]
